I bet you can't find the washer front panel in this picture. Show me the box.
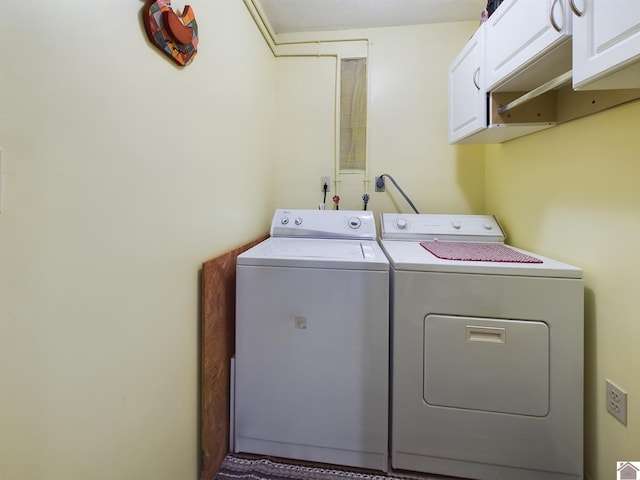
[235,208,389,471]
[235,264,389,470]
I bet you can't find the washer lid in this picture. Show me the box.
[238,237,389,271]
[379,239,582,278]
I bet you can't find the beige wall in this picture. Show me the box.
[366,24,485,216]
[0,1,275,479]
[485,101,640,480]
[274,56,337,209]
[272,22,485,216]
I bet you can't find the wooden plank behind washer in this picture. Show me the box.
[200,235,268,480]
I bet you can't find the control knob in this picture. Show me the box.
[348,217,361,229]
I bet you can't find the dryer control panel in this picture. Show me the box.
[270,209,376,240]
[381,213,505,242]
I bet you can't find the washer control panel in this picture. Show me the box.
[380,213,505,242]
[270,209,376,240]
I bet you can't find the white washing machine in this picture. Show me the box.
[234,209,389,471]
[379,213,583,480]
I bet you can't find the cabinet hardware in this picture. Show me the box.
[569,0,584,17]
[549,0,563,32]
[473,67,481,90]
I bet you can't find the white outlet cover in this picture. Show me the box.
[320,176,331,192]
[606,378,627,425]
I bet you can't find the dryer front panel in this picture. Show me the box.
[423,315,549,416]
[390,270,584,479]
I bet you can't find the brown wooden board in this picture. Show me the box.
[200,235,268,480]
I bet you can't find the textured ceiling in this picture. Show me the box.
[255,0,487,34]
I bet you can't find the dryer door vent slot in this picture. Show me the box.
[466,326,505,343]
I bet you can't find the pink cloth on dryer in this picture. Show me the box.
[420,241,543,263]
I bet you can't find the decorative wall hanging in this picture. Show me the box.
[143,0,198,66]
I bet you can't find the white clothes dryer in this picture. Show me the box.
[379,213,583,480]
[234,209,389,471]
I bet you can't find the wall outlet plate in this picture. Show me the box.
[606,379,627,425]
[320,176,331,192]
[375,176,385,192]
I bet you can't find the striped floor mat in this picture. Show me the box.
[215,454,458,480]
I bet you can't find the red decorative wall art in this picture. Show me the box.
[143,0,198,66]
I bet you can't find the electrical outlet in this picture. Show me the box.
[375,176,385,192]
[320,176,331,192]
[606,379,627,425]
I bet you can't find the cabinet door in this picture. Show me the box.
[449,28,486,144]
[572,0,640,89]
[485,0,572,91]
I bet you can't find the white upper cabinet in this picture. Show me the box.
[448,0,640,143]
[449,27,486,144]
[448,24,555,145]
[572,0,640,90]
[485,0,573,92]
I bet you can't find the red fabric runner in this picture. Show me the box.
[420,241,543,263]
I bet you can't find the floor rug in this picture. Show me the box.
[215,454,459,480]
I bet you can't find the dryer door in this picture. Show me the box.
[424,315,549,416]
